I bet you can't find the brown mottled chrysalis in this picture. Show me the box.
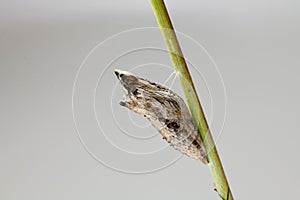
[115,69,208,164]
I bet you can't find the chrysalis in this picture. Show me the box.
[115,69,208,164]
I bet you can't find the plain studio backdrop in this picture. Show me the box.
[1,0,299,199]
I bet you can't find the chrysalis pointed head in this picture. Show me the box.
[114,69,140,91]
[114,69,141,108]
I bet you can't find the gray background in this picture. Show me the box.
[1,0,300,199]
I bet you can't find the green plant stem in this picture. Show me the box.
[150,0,233,199]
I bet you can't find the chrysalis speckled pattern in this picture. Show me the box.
[115,69,208,164]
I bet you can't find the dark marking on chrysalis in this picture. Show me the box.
[166,120,180,132]
[132,89,139,96]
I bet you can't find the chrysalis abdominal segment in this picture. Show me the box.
[114,69,208,164]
